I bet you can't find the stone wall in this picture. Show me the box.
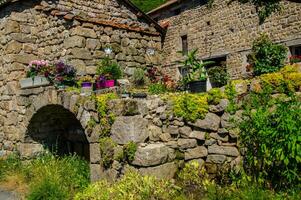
[0,0,162,159]
[152,0,301,79]
[92,96,241,181]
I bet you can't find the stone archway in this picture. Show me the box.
[24,104,90,161]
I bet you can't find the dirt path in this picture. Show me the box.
[0,188,19,200]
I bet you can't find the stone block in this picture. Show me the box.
[72,27,97,38]
[139,162,178,179]
[132,143,174,167]
[208,145,239,157]
[184,146,208,160]
[71,48,92,60]
[206,155,227,164]
[64,36,85,48]
[17,143,44,159]
[90,143,101,164]
[189,131,205,140]
[111,115,149,144]
[177,139,197,149]
[190,113,221,131]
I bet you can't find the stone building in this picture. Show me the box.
[0,0,164,179]
[148,0,301,79]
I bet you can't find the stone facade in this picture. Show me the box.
[0,0,163,180]
[149,0,301,79]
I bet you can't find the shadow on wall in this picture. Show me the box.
[25,105,90,161]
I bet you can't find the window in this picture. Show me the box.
[290,45,301,56]
[181,35,188,55]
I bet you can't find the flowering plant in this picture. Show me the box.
[49,61,77,87]
[289,55,301,64]
[27,60,50,78]
[147,67,177,91]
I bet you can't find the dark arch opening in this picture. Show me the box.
[26,105,90,161]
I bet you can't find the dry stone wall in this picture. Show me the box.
[155,0,301,79]
[92,96,241,181]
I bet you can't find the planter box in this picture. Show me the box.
[20,76,50,89]
[188,81,207,93]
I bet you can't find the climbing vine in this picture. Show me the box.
[209,0,282,23]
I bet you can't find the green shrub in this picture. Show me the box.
[97,57,122,80]
[27,178,68,200]
[99,137,116,168]
[133,68,147,86]
[248,34,287,76]
[239,92,301,189]
[123,141,137,162]
[0,154,22,181]
[148,83,168,94]
[75,171,182,200]
[208,66,229,87]
[172,93,209,122]
[207,88,226,105]
[25,154,90,199]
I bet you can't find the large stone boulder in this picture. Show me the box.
[111,115,149,144]
[190,113,220,131]
[132,143,174,167]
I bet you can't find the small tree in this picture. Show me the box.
[248,34,287,76]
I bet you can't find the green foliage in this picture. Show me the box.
[179,49,214,83]
[87,117,97,129]
[148,83,168,94]
[208,66,229,87]
[27,178,68,200]
[123,141,137,162]
[0,154,89,199]
[207,88,226,105]
[238,91,301,189]
[225,81,238,114]
[176,161,216,200]
[75,171,182,200]
[99,137,117,168]
[97,57,122,80]
[172,93,209,122]
[133,68,147,86]
[131,0,168,12]
[0,154,22,181]
[248,34,287,76]
[96,93,118,137]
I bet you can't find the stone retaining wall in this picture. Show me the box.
[92,96,241,181]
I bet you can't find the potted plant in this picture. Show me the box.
[180,49,214,93]
[79,75,93,88]
[207,66,229,88]
[50,61,77,89]
[20,60,51,89]
[96,57,122,88]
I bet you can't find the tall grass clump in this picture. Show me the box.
[0,153,90,200]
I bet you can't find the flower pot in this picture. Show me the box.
[95,81,106,89]
[20,76,50,89]
[81,82,93,88]
[132,93,147,99]
[105,80,115,88]
[188,80,207,93]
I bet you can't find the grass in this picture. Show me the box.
[0,153,90,199]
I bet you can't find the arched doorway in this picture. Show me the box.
[26,105,90,161]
